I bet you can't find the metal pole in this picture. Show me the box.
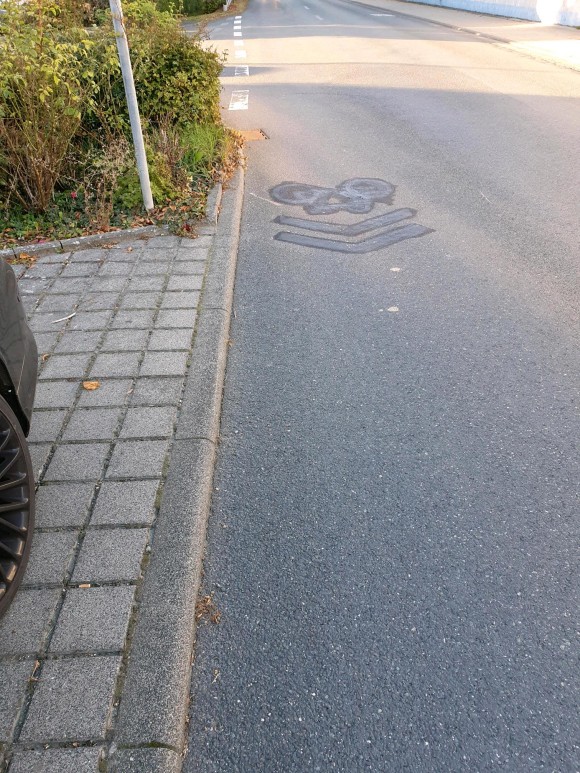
[109,0,154,212]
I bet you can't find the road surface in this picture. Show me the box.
[184,1,580,770]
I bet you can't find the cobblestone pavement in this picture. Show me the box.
[0,229,214,772]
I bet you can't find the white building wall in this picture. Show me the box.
[404,0,580,26]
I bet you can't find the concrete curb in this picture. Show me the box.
[108,163,245,773]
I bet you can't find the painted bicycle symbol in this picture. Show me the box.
[270,178,395,215]
[269,178,433,255]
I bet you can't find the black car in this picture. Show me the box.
[0,256,37,617]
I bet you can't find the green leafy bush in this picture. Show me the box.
[0,1,97,211]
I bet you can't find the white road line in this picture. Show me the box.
[235,15,242,19]
[235,65,250,76]
[315,14,323,20]
[234,50,247,58]
[234,40,244,47]
[304,4,310,8]
[234,31,242,36]
[229,90,249,110]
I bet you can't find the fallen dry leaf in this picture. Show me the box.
[82,380,101,391]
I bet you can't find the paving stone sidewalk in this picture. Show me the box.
[0,228,215,772]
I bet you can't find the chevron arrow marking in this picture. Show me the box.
[274,223,433,254]
[273,208,416,236]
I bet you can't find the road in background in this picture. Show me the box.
[185,1,579,770]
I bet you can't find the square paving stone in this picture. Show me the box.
[60,262,97,278]
[39,354,92,380]
[110,310,156,330]
[0,588,60,655]
[126,275,166,292]
[142,235,180,250]
[45,443,110,482]
[48,277,91,294]
[120,406,176,439]
[130,377,183,407]
[101,329,149,352]
[68,248,107,262]
[72,528,148,582]
[20,655,121,742]
[107,440,169,479]
[77,379,132,408]
[61,408,123,442]
[28,410,67,444]
[50,586,135,654]
[91,480,160,526]
[28,443,53,481]
[175,246,209,261]
[34,381,79,409]
[160,291,199,309]
[185,235,212,250]
[133,262,168,276]
[8,747,103,773]
[98,261,132,277]
[167,274,203,291]
[79,292,121,311]
[0,660,34,741]
[148,328,192,351]
[140,351,189,377]
[31,332,60,355]
[24,263,62,279]
[28,313,67,334]
[87,276,127,292]
[119,292,160,310]
[36,482,96,528]
[89,352,141,379]
[155,309,197,329]
[23,530,78,586]
[36,294,81,314]
[19,277,53,295]
[54,331,102,354]
[170,261,206,275]
[69,311,114,331]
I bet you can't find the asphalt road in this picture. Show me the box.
[184,2,580,770]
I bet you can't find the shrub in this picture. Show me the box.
[0,1,96,211]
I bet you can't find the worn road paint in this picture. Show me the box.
[371,13,394,15]
[234,31,242,36]
[274,209,416,236]
[274,223,433,254]
[270,178,395,215]
[315,14,323,20]
[235,50,247,58]
[234,40,244,47]
[229,91,249,110]
[235,65,250,76]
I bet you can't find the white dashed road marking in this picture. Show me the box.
[315,14,323,20]
[234,40,244,47]
[229,90,249,110]
[235,50,247,58]
[234,31,242,36]
[235,65,250,76]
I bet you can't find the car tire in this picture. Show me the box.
[0,394,35,618]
